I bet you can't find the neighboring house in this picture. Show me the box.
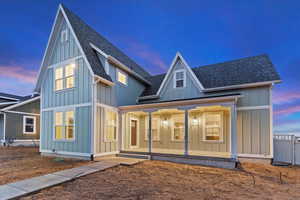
[0,93,40,146]
[34,4,281,165]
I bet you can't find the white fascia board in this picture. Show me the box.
[202,80,281,92]
[0,102,18,106]
[2,96,40,111]
[156,52,204,96]
[90,43,108,58]
[0,96,20,101]
[59,5,95,78]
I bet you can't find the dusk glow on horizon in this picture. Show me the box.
[0,0,299,133]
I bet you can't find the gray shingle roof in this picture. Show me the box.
[62,5,151,82]
[192,54,281,89]
[140,54,281,97]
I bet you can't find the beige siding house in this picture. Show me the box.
[35,4,281,168]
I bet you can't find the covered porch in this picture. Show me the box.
[119,94,240,160]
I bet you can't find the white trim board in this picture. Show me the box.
[0,95,20,101]
[42,102,91,112]
[4,110,40,116]
[203,80,281,92]
[238,154,272,159]
[237,105,270,111]
[40,149,91,157]
[2,96,40,111]
[93,151,119,157]
[96,103,118,111]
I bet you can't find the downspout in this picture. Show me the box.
[91,77,101,161]
[3,112,6,146]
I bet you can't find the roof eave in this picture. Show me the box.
[120,94,242,111]
[202,80,282,92]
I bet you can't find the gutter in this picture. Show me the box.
[202,80,281,92]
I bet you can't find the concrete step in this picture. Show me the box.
[117,153,150,160]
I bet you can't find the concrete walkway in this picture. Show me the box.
[0,157,144,200]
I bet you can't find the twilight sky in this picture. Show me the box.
[0,0,299,133]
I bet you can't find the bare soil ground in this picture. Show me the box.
[0,146,90,185]
[21,160,300,200]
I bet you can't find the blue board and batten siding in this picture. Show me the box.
[96,53,145,106]
[160,59,202,101]
[40,14,93,155]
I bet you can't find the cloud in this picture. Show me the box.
[273,90,300,105]
[0,65,37,84]
[274,105,300,116]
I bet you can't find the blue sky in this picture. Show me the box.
[0,0,299,133]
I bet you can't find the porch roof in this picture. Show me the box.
[119,93,241,111]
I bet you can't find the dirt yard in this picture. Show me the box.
[0,146,90,185]
[21,160,300,200]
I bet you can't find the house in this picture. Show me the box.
[34,4,281,167]
[0,93,40,146]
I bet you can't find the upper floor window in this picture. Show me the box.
[61,29,68,43]
[55,110,75,141]
[23,116,36,134]
[203,112,223,142]
[174,70,186,88]
[55,63,75,91]
[117,69,127,85]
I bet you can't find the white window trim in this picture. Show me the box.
[171,114,185,142]
[202,111,224,143]
[54,62,76,92]
[116,68,128,86]
[129,116,139,148]
[173,69,186,89]
[23,116,36,135]
[61,29,68,43]
[53,108,76,142]
[144,116,160,141]
[104,108,118,142]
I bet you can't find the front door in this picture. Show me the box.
[131,119,137,147]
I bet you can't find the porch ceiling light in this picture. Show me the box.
[162,118,168,126]
[192,117,199,125]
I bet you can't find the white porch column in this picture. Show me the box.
[184,109,189,156]
[118,112,123,151]
[148,112,152,154]
[230,104,238,159]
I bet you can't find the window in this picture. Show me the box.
[203,112,223,142]
[117,70,127,85]
[174,70,186,88]
[54,110,75,141]
[61,29,68,43]
[171,114,184,141]
[55,63,75,91]
[23,116,36,134]
[105,110,117,142]
[145,116,160,141]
